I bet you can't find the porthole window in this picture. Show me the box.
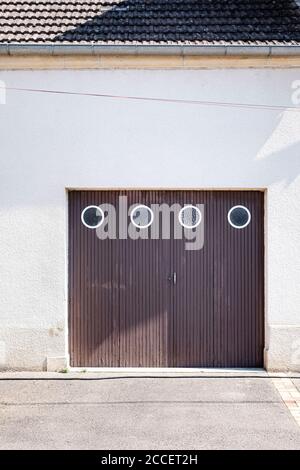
[81,205,104,229]
[130,204,154,229]
[178,205,202,229]
[228,205,251,229]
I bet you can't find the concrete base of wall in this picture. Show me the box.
[265,325,300,372]
[0,327,65,371]
[46,356,68,372]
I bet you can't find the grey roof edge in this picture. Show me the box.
[0,43,300,56]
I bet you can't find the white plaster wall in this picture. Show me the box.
[0,68,300,370]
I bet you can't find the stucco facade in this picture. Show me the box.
[0,67,300,371]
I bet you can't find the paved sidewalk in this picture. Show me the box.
[293,378,300,392]
[0,371,300,450]
[272,376,300,427]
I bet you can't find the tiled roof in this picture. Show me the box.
[1,0,300,45]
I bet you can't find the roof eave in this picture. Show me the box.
[0,44,300,56]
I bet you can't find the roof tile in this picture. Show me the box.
[0,0,300,45]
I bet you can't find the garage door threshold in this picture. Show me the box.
[67,367,271,379]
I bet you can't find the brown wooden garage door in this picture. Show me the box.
[68,190,264,368]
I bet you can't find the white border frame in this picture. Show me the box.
[178,205,202,229]
[81,205,104,229]
[227,205,251,229]
[130,204,154,229]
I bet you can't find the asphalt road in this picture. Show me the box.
[0,372,300,449]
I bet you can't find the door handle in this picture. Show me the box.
[168,272,177,285]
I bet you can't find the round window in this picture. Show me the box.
[81,205,104,229]
[130,204,154,229]
[228,205,251,229]
[178,205,202,229]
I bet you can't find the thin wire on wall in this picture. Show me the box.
[0,85,300,112]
